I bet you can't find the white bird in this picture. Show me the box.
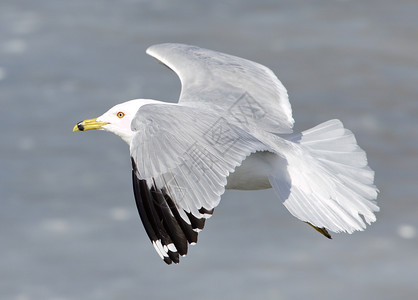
[73,43,379,264]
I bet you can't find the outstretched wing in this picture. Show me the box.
[130,103,269,264]
[146,43,294,134]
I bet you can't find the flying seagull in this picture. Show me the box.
[73,43,379,264]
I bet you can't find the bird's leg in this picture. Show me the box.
[305,222,332,239]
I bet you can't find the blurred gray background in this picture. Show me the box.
[1,0,418,299]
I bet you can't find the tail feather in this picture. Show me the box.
[270,119,379,234]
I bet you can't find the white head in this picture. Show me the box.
[73,99,159,144]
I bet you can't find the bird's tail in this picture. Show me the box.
[269,119,379,233]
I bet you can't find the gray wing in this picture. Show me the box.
[129,103,270,264]
[146,43,294,134]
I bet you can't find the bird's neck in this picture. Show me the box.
[102,123,134,145]
[119,131,134,145]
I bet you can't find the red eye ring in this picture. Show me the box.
[117,112,125,118]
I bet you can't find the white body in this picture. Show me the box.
[226,151,276,190]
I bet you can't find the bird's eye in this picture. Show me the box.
[117,112,125,119]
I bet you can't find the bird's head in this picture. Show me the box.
[73,99,157,144]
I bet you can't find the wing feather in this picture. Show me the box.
[130,103,269,263]
[146,43,293,133]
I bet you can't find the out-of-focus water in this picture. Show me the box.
[1,0,418,299]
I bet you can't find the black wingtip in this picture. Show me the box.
[131,160,204,264]
[199,207,214,215]
[163,256,172,264]
[131,156,217,265]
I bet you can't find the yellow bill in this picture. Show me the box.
[73,118,109,132]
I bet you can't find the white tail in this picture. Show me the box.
[269,120,379,233]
